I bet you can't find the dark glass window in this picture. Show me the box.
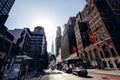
[89,50,93,61]
[108,60,113,68]
[93,48,99,58]
[102,45,110,58]
[110,48,116,57]
[100,51,104,58]
[8,63,21,79]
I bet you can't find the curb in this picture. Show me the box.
[38,75,43,80]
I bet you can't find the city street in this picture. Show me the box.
[1,0,120,79]
[27,69,120,80]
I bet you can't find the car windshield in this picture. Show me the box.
[75,67,79,70]
[78,66,84,69]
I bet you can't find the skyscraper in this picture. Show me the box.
[51,41,54,54]
[61,17,77,60]
[0,0,15,25]
[0,0,15,78]
[29,26,48,69]
[55,26,61,57]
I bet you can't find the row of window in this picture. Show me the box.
[83,45,117,61]
[0,0,14,15]
[31,36,43,39]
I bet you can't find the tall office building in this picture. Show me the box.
[51,41,54,54]
[30,26,45,57]
[55,26,61,57]
[61,17,77,60]
[0,0,15,25]
[0,0,15,78]
[29,26,48,69]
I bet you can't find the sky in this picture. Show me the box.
[5,0,86,52]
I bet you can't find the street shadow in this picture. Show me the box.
[45,71,62,75]
[78,75,93,78]
[30,73,42,78]
[29,71,45,78]
[40,75,49,80]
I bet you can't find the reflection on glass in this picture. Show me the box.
[8,63,21,80]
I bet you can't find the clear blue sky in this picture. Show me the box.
[5,0,86,52]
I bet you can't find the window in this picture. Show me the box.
[8,63,21,79]
[102,45,110,58]
[100,51,104,58]
[108,60,113,68]
[114,59,120,68]
[98,21,101,25]
[96,37,98,41]
[99,36,103,41]
[110,48,116,57]
[103,61,107,67]
[94,32,96,35]
[103,32,107,37]
[89,50,93,61]
[97,30,100,34]
[93,48,99,58]
[101,27,104,32]
[85,52,88,60]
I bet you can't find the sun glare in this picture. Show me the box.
[33,17,56,38]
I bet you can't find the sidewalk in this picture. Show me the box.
[26,70,43,80]
[88,69,120,76]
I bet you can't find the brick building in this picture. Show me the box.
[74,0,120,69]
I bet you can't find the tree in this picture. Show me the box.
[48,54,56,67]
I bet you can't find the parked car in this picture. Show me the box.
[62,64,72,73]
[72,66,88,76]
[64,67,72,73]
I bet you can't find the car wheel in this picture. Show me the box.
[84,73,87,77]
[77,72,79,76]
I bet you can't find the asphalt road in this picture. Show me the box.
[27,69,120,80]
[40,69,102,80]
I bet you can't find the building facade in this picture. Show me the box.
[0,0,15,25]
[75,0,120,69]
[0,28,14,79]
[29,26,48,69]
[55,26,61,57]
[0,0,15,78]
[8,28,31,79]
[8,28,31,55]
[61,17,77,60]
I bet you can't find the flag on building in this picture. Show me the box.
[72,45,77,53]
[88,33,96,43]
